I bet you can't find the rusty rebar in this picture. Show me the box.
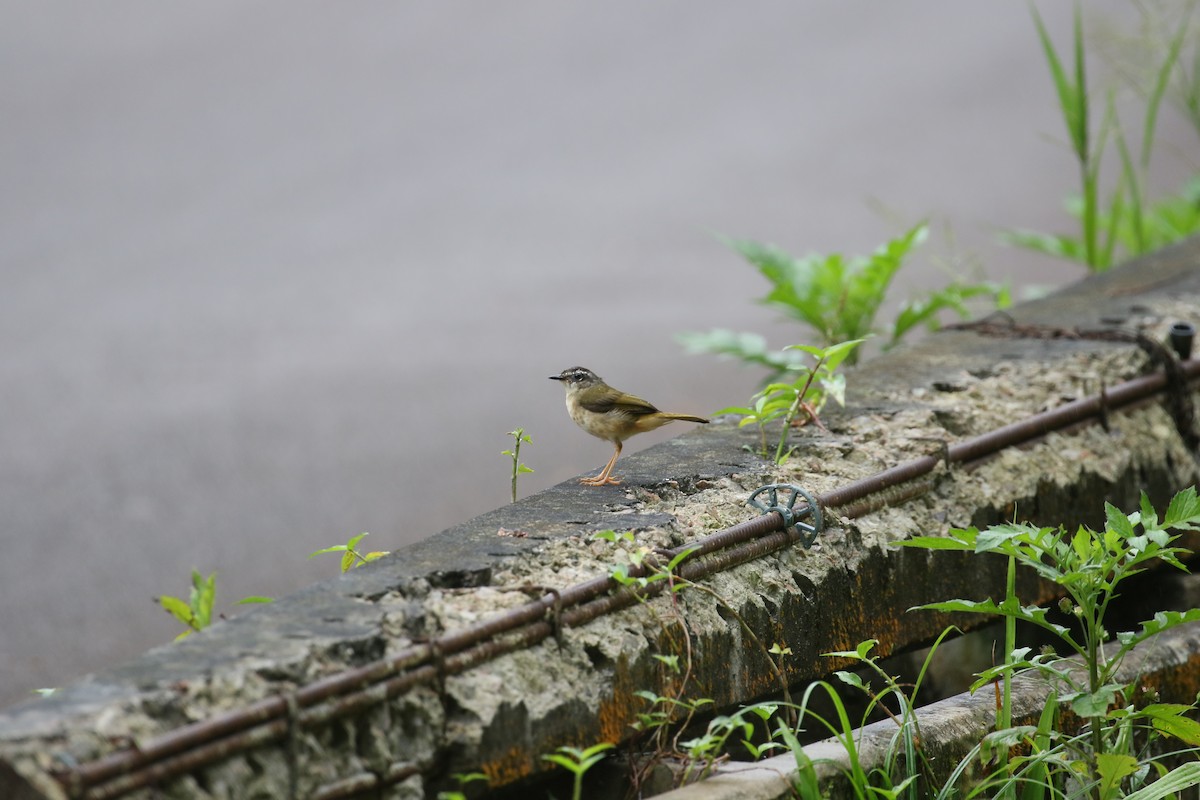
[63,356,1200,800]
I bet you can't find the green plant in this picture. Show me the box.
[501,427,534,503]
[619,637,940,798]
[660,638,943,799]
[435,771,488,800]
[158,569,217,640]
[715,338,865,463]
[592,531,709,786]
[1096,0,1200,142]
[904,488,1200,798]
[158,570,272,640]
[606,541,698,591]
[591,523,959,795]
[677,704,773,783]
[1004,2,1200,270]
[679,223,1005,379]
[541,742,615,800]
[593,532,778,786]
[730,636,950,800]
[310,532,389,573]
[593,529,635,545]
[594,530,813,790]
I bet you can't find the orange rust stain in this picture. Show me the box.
[1143,651,1200,701]
[821,562,915,655]
[596,653,642,743]
[480,745,534,786]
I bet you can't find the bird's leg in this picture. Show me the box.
[580,442,623,486]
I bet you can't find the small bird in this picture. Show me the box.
[549,366,708,486]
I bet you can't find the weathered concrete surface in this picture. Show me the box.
[1,239,1199,799]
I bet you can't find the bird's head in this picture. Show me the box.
[549,366,602,393]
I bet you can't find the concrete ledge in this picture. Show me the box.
[2,238,1200,799]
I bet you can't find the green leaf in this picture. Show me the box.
[776,724,819,796]
[891,282,1007,344]
[1104,501,1135,538]
[918,598,1003,614]
[815,338,870,372]
[1144,703,1200,746]
[666,546,700,572]
[190,571,216,629]
[855,639,877,659]
[899,535,976,551]
[1096,753,1140,796]
[1124,609,1200,651]
[236,595,274,605]
[833,670,866,690]
[980,726,1038,761]
[652,654,680,673]
[1070,685,1120,718]
[1030,3,1086,161]
[818,372,846,407]
[974,522,1039,553]
[609,563,634,585]
[517,464,534,474]
[713,405,755,417]
[999,228,1087,262]
[748,703,778,722]
[677,329,805,380]
[159,595,193,625]
[1139,2,1193,169]
[1165,486,1200,529]
[1123,762,1200,800]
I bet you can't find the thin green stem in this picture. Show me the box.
[1003,554,1015,733]
[510,434,520,503]
[773,357,825,463]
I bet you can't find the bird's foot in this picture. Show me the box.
[580,475,622,486]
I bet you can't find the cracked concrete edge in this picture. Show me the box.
[655,614,1200,800]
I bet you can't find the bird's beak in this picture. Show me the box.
[548,375,563,381]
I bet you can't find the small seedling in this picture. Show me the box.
[541,742,615,800]
[310,532,389,573]
[157,570,272,640]
[435,771,488,800]
[592,529,635,544]
[158,569,217,640]
[715,338,865,463]
[651,653,681,674]
[501,428,534,503]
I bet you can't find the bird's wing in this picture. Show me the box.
[581,391,660,417]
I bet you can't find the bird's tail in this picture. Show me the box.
[662,413,708,424]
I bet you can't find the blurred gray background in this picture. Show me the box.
[2,3,1194,708]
